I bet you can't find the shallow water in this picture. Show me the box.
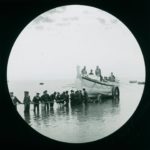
[8,80,144,143]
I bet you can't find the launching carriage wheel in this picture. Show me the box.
[112,86,120,99]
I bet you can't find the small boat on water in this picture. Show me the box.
[39,82,44,85]
[137,81,145,85]
[75,66,120,100]
[129,80,137,83]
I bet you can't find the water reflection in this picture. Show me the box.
[22,97,121,125]
[20,97,121,143]
[49,107,55,116]
[24,112,31,124]
[33,110,40,118]
[112,97,120,106]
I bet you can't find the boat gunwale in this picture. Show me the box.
[81,76,118,87]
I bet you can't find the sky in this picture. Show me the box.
[7,5,145,81]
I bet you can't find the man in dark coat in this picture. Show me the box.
[55,92,61,104]
[32,93,41,112]
[70,90,75,105]
[41,90,50,110]
[83,88,88,103]
[64,91,69,106]
[23,91,31,113]
[49,92,56,107]
[10,92,22,110]
[79,90,83,103]
[60,92,65,104]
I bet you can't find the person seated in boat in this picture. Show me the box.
[95,66,103,81]
[109,72,115,82]
[89,69,94,75]
[81,66,87,76]
[89,69,97,80]
[103,76,107,82]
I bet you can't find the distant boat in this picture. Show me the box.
[129,80,137,83]
[39,82,44,85]
[137,81,145,85]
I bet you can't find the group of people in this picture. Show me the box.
[10,88,89,113]
[81,66,116,82]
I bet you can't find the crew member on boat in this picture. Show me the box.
[109,72,115,82]
[70,90,75,105]
[89,69,94,75]
[89,69,96,80]
[95,66,103,81]
[10,92,22,109]
[81,66,87,76]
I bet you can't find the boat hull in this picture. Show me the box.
[75,76,119,97]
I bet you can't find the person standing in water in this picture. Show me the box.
[23,91,31,113]
[49,92,56,108]
[32,93,41,112]
[64,91,69,106]
[82,88,88,104]
[10,92,22,110]
[41,90,50,110]
[70,90,75,105]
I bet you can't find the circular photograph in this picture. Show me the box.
[7,5,145,143]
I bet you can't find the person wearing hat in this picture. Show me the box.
[49,92,56,108]
[81,66,87,76]
[10,92,22,110]
[70,90,75,105]
[82,88,88,103]
[95,66,103,81]
[64,91,69,106]
[89,69,94,75]
[23,91,31,113]
[110,72,115,82]
[32,93,41,112]
[41,90,50,110]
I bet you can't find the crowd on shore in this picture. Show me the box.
[10,88,88,113]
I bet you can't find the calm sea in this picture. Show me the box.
[8,79,145,143]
